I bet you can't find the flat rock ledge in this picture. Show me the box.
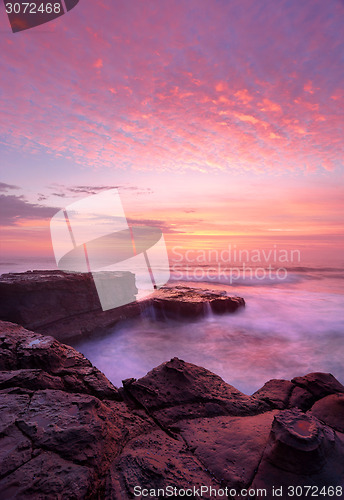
[0,271,245,342]
[1,321,344,499]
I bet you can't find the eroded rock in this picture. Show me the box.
[264,409,335,474]
[152,285,245,319]
[0,320,344,498]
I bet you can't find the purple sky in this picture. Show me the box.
[0,0,343,263]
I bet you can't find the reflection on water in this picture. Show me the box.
[73,274,344,395]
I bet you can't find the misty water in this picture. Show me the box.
[71,268,344,395]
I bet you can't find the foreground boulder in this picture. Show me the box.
[0,321,343,499]
[0,272,245,342]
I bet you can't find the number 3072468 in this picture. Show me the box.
[5,3,62,14]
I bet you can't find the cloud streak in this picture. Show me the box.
[0,194,58,226]
[0,182,20,192]
[48,184,153,197]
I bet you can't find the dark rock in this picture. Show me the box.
[292,372,344,400]
[0,423,32,479]
[310,394,344,432]
[0,369,64,391]
[15,389,123,468]
[253,379,294,409]
[288,385,315,411]
[251,409,344,492]
[263,409,335,474]
[0,321,119,400]
[105,429,218,500]
[1,320,344,498]
[152,285,245,319]
[123,357,267,425]
[176,411,278,489]
[0,392,31,433]
[0,452,93,500]
[0,270,140,342]
[210,295,245,314]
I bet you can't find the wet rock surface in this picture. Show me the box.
[0,272,245,342]
[0,320,344,499]
[151,285,245,319]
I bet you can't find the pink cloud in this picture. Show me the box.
[234,89,254,104]
[0,0,342,178]
[259,99,282,113]
[93,58,103,68]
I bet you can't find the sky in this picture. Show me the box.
[0,0,343,266]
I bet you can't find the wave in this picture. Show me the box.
[73,285,344,395]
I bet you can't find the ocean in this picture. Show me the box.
[74,264,344,395]
[1,259,344,395]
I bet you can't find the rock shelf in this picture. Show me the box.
[0,271,245,341]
